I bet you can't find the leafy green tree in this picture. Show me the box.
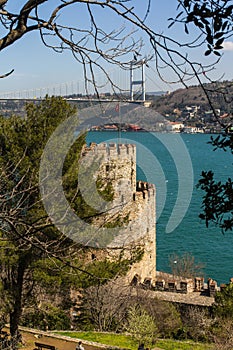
[197,134,233,233]
[21,303,71,331]
[1,0,233,344]
[170,1,233,234]
[125,305,158,347]
[213,283,233,319]
[0,96,82,338]
[0,96,134,341]
[146,299,182,339]
[210,283,233,350]
[170,1,233,57]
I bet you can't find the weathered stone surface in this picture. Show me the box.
[152,290,214,306]
[81,143,156,285]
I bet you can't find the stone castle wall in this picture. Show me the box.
[81,142,136,203]
[81,143,156,285]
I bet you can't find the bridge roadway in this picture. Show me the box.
[0,97,146,104]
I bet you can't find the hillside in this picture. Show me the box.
[151,80,233,116]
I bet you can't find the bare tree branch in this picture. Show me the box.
[0,0,225,100]
[0,68,13,78]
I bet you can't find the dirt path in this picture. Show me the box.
[4,328,163,350]
[21,332,162,350]
[20,331,104,350]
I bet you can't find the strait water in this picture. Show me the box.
[86,131,233,284]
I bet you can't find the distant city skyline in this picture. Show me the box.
[0,1,233,96]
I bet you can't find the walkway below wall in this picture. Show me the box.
[5,327,164,350]
[152,290,214,306]
[4,327,110,350]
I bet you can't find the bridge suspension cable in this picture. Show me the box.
[0,64,164,100]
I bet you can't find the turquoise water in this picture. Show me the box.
[86,131,233,284]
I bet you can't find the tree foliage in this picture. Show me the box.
[209,283,233,349]
[213,283,233,319]
[0,95,81,338]
[142,298,182,339]
[170,2,233,235]
[124,305,158,347]
[170,0,233,56]
[21,303,71,331]
[210,317,233,350]
[0,96,135,340]
[180,305,213,342]
[197,133,233,233]
[0,0,233,346]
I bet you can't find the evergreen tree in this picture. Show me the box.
[0,96,133,341]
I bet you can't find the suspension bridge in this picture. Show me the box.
[0,63,169,102]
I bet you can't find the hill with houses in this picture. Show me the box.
[147,80,233,133]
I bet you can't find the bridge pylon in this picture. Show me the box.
[130,60,146,102]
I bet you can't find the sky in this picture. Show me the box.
[0,0,233,97]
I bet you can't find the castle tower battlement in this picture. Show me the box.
[82,142,136,158]
[81,142,137,198]
[133,189,154,203]
[81,142,156,286]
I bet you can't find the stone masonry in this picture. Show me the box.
[80,142,156,285]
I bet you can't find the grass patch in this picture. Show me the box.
[57,332,213,350]
[57,332,138,349]
[156,339,213,350]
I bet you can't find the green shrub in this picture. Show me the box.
[21,304,70,330]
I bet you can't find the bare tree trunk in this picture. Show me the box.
[9,257,26,339]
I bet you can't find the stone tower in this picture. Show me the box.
[80,142,156,286]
